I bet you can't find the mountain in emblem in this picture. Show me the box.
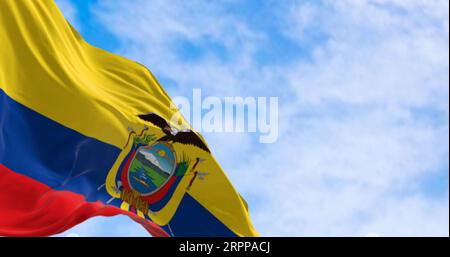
[134,151,170,179]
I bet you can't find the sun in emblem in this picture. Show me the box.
[158,149,166,157]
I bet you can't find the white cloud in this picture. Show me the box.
[59,215,149,237]
[59,0,448,236]
[65,233,79,237]
[54,0,79,30]
[359,193,449,236]
[92,0,270,96]
[244,0,449,236]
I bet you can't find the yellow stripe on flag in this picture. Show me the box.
[0,0,258,237]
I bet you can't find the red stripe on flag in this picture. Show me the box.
[0,164,169,237]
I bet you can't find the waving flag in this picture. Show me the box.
[0,0,258,237]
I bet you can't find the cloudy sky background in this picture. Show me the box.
[55,0,449,236]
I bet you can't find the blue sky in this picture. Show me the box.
[56,0,449,236]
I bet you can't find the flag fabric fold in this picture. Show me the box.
[0,0,258,237]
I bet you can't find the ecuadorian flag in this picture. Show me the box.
[0,0,258,237]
